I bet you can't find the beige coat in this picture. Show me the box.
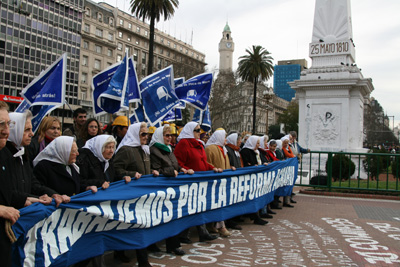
[205,144,231,170]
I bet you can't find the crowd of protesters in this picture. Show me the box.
[0,104,308,267]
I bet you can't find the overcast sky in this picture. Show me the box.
[95,0,400,127]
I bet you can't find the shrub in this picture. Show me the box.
[391,159,399,178]
[326,154,355,181]
[363,148,391,180]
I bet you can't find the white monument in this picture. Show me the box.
[289,0,374,153]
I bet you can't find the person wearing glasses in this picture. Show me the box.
[149,125,194,256]
[0,101,29,267]
[173,122,219,243]
[76,118,102,149]
[113,122,157,267]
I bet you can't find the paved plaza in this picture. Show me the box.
[103,193,400,267]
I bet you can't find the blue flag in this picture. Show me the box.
[192,105,211,131]
[162,108,182,122]
[122,57,140,110]
[20,53,66,106]
[175,72,213,110]
[12,159,298,266]
[92,63,120,116]
[174,77,186,109]
[140,66,180,126]
[98,53,129,114]
[129,101,146,124]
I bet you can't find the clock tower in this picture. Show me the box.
[218,22,234,73]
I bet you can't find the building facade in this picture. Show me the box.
[273,59,307,102]
[81,1,207,123]
[0,0,83,123]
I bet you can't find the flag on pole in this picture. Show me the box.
[129,102,145,124]
[122,57,140,109]
[175,73,213,110]
[15,53,67,133]
[174,77,186,109]
[162,108,182,122]
[139,66,180,126]
[192,105,211,131]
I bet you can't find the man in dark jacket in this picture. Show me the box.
[63,108,87,140]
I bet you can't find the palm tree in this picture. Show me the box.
[237,45,274,134]
[130,0,179,75]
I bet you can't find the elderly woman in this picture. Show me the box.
[258,135,271,164]
[77,118,102,148]
[149,125,193,256]
[113,122,156,267]
[226,132,243,169]
[205,129,234,237]
[173,122,219,243]
[281,135,295,159]
[6,112,53,206]
[27,116,61,166]
[239,136,268,225]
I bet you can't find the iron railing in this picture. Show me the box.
[296,151,400,193]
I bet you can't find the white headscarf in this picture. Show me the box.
[8,112,29,158]
[149,126,164,147]
[226,133,238,146]
[281,135,290,149]
[243,135,260,153]
[206,129,227,155]
[177,122,199,142]
[116,123,149,155]
[33,136,79,175]
[259,135,269,150]
[83,134,116,172]
[276,140,283,150]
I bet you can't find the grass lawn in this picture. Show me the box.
[332,179,400,191]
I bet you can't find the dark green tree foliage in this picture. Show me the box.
[277,101,299,133]
[363,148,390,180]
[268,124,281,139]
[326,154,355,181]
[237,45,274,134]
[391,158,399,178]
[130,0,179,75]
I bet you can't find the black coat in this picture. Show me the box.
[258,148,271,164]
[226,145,242,168]
[33,160,82,197]
[0,148,26,267]
[6,142,54,198]
[150,145,180,177]
[240,148,258,167]
[76,148,115,188]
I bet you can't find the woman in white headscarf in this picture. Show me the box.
[6,111,52,207]
[275,140,284,160]
[225,132,243,169]
[281,135,295,159]
[239,135,269,225]
[258,135,270,164]
[173,122,219,243]
[77,135,118,190]
[113,123,157,265]
[33,136,97,203]
[204,129,234,237]
[149,125,193,256]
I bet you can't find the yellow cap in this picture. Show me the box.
[162,121,170,125]
[177,127,183,135]
[112,116,129,127]
[149,126,157,134]
[170,124,177,135]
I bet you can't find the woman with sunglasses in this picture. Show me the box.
[113,122,157,267]
[148,125,194,256]
[173,122,220,243]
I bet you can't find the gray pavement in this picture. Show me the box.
[102,193,400,267]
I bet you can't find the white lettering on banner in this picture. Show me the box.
[322,218,400,264]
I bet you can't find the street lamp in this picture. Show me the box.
[263,88,274,134]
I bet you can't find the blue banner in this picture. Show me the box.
[98,54,129,114]
[140,66,180,126]
[175,73,213,110]
[92,63,119,116]
[192,105,211,131]
[20,53,66,106]
[174,77,186,109]
[122,57,140,109]
[162,108,182,122]
[12,158,297,266]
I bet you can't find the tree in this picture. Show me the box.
[278,101,299,133]
[237,45,273,134]
[130,0,179,75]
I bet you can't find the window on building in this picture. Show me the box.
[128,23,132,29]
[127,36,131,42]
[81,72,87,83]
[98,13,102,22]
[81,92,86,100]
[133,49,139,62]
[160,38,164,44]
[126,46,131,55]
[85,8,90,17]
[108,32,113,41]
[119,19,123,25]
[95,28,103,37]
[117,54,122,62]
[118,31,122,38]
[94,59,101,69]
[107,49,112,57]
[82,55,88,66]
[142,52,146,64]
[136,27,140,33]
[144,30,148,36]
[135,39,139,45]
[95,45,102,53]
[84,24,90,32]
[167,41,170,47]
[117,42,122,50]
[109,17,114,26]
[83,41,89,49]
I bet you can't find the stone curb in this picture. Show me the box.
[299,189,400,201]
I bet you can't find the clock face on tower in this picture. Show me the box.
[226,42,232,48]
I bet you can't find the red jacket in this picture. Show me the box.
[174,138,215,171]
[267,150,279,161]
